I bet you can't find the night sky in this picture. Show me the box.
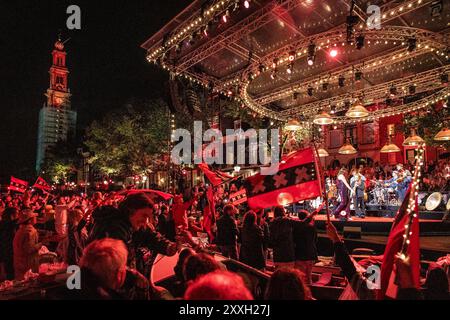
[0,0,192,179]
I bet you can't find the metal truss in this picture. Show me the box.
[280,65,450,118]
[254,43,439,104]
[331,87,450,125]
[172,0,306,74]
[245,25,446,87]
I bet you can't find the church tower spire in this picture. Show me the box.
[45,38,71,108]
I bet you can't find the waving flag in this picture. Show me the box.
[244,147,321,210]
[198,163,233,187]
[378,187,420,299]
[378,144,424,299]
[8,176,29,193]
[229,189,247,206]
[33,176,51,191]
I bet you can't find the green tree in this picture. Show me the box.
[41,139,78,184]
[84,99,173,178]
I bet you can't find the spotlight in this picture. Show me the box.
[272,58,279,68]
[203,25,210,37]
[244,0,251,9]
[389,85,397,97]
[355,70,363,82]
[322,82,329,91]
[222,10,230,23]
[338,75,345,87]
[248,72,254,82]
[288,51,296,62]
[307,87,314,96]
[346,15,358,43]
[188,34,195,45]
[356,34,365,50]
[407,37,417,52]
[330,105,337,114]
[307,43,316,66]
[430,0,443,17]
[232,0,240,12]
[440,73,448,84]
[270,70,277,80]
[175,43,182,54]
[329,48,338,58]
[409,84,416,94]
[287,63,293,74]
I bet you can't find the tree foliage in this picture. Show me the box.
[402,103,449,149]
[84,99,173,177]
[41,139,78,183]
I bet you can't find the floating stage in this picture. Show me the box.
[314,212,450,236]
[314,212,450,260]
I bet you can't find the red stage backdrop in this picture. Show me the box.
[244,147,321,210]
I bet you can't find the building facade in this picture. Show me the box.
[36,38,77,173]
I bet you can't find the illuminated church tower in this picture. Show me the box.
[36,37,77,173]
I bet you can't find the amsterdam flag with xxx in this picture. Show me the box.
[8,176,29,193]
[243,147,322,210]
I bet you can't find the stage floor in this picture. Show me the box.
[314,214,450,236]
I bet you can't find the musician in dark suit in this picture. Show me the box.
[350,169,366,218]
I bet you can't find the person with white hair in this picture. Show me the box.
[64,238,128,300]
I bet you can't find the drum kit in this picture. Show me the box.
[369,181,400,206]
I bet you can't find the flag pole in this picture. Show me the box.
[312,142,331,223]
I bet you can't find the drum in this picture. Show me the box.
[425,192,443,211]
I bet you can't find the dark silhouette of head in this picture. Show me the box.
[174,248,195,281]
[184,271,253,300]
[243,211,257,229]
[274,206,286,218]
[425,263,449,299]
[265,268,312,300]
[183,253,222,283]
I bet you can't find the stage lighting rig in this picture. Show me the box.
[307,43,316,66]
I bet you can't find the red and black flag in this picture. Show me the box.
[33,176,52,191]
[244,147,321,210]
[8,176,29,193]
[198,163,234,187]
[229,189,247,206]
[378,186,421,299]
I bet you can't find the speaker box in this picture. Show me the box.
[343,226,362,239]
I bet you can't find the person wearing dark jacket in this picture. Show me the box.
[269,206,295,268]
[240,211,265,270]
[0,207,18,280]
[67,208,88,265]
[215,204,239,260]
[293,210,318,285]
[87,194,178,271]
[256,210,270,261]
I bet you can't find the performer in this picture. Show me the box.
[331,168,353,221]
[325,177,337,208]
[384,170,399,202]
[396,168,412,202]
[350,169,366,218]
